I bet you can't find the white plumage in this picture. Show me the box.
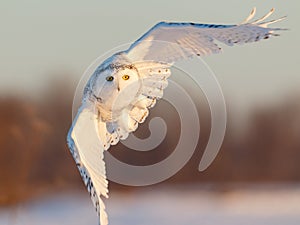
[67,8,285,225]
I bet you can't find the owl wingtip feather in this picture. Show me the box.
[241,7,286,25]
[259,16,287,27]
[240,7,256,24]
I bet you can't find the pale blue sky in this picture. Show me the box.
[0,1,298,114]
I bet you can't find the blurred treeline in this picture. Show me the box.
[1,80,300,205]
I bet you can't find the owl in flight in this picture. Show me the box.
[67,8,285,225]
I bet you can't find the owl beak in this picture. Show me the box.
[115,79,120,92]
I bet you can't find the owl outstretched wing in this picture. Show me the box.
[67,101,109,225]
[125,8,286,63]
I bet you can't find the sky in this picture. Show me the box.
[0,1,298,115]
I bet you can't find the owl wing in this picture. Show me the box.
[103,8,287,144]
[67,101,109,225]
[125,8,286,63]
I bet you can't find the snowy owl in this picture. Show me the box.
[67,8,285,225]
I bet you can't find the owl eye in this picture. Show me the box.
[122,75,130,80]
[106,76,114,81]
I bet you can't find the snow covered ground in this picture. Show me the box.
[1,184,300,225]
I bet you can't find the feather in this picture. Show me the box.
[240,7,256,24]
[259,16,287,27]
[252,8,275,24]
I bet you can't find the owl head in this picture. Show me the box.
[87,62,141,119]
